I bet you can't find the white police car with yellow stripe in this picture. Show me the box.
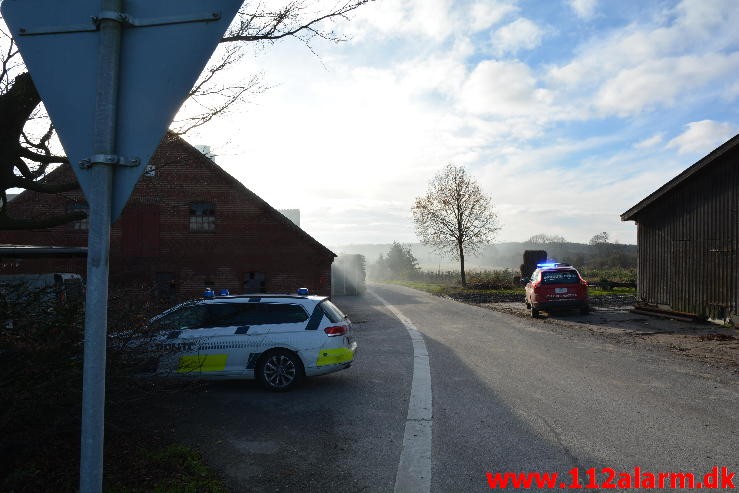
[148,291,357,391]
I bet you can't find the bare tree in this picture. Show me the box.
[588,231,609,245]
[0,0,372,229]
[411,164,500,287]
[528,233,567,245]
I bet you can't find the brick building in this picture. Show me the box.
[0,134,336,298]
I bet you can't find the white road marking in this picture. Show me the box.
[371,291,432,493]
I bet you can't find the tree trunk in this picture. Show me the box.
[458,241,466,287]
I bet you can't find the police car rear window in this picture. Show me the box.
[542,270,580,285]
[152,302,309,329]
[320,300,346,323]
[250,303,309,325]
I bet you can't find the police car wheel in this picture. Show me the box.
[257,350,304,392]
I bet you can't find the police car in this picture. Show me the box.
[145,289,357,391]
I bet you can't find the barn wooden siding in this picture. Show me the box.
[627,144,738,321]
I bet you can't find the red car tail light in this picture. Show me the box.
[324,325,347,337]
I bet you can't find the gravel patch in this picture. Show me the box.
[444,294,739,372]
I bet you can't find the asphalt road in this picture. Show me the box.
[172,284,738,492]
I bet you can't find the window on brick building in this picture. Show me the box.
[67,202,89,230]
[189,202,215,232]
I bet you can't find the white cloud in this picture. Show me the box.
[548,0,739,117]
[459,60,552,117]
[469,1,518,32]
[490,18,545,56]
[674,0,737,47]
[473,140,643,243]
[634,133,664,149]
[568,0,598,20]
[666,120,738,155]
[546,27,667,91]
[343,0,456,42]
[340,0,411,40]
[396,43,469,97]
[726,80,739,101]
[411,0,456,42]
[595,53,739,116]
[187,1,739,247]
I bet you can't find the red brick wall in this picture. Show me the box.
[0,135,335,299]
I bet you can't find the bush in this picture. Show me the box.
[579,267,637,284]
[465,270,517,290]
[0,283,215,492]
[387,269,518,289]
[413,270,461,284]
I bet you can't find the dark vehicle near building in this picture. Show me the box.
[524,263,589,318]
[1,273,84,328]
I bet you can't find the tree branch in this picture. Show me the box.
[9,175,80,194]
[221,1,372,43]
[17,147,68,166]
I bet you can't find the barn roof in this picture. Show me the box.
[621,133,739,222]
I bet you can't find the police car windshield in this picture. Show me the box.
[542,270,580,285]
[320,300,347,323]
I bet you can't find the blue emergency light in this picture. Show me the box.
[297,288,309,295]
[537,261,571,269]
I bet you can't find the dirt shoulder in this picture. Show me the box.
[451,294,739,373]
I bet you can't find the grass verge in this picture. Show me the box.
[106,444,228,493]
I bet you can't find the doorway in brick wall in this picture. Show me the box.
[155,272,177,301]
[244,272,266,293]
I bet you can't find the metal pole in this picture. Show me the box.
[80,0,122,491]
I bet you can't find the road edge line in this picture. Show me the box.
[371,290,432,493]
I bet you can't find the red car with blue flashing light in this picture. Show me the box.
[524,263,590,318]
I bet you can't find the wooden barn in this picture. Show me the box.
[621,134,738,324]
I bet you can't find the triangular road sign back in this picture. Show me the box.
[2,0,242,221]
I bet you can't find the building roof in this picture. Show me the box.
[169,135,335,258]
[621,133,739,222]
[7,133,335,259]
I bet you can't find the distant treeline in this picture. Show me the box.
[332,241,637,272]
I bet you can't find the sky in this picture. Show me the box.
[8,0,739,247]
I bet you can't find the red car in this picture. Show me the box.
[524,263,589,318]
